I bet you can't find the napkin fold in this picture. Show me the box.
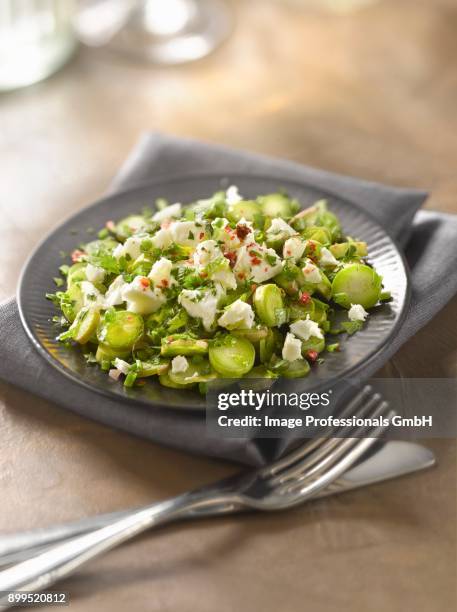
[1,134,456,465]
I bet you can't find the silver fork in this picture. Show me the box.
[0,384,380,564]
[0,387,392,600]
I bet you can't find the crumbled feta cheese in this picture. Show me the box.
[148,257,176,289]
[226,185,242,205]
[121,277,166,315]
[218,299,255,330]
[169,221,205,246]
[152,203,182,222]
[171,355,189,374]
[290,316,324,341]
[213,269,237,290]
[193,240,219,268]
[113,233,149,260]
[122,234,148,260]
[104,275,127,307]
[112,358,130,375]
[85,263,105,284]
[152,227,173,249]
[302,259,322,284]
[348,303,369,322]
[267,218,296,236]
[282,333,303,362]
[319,247,339,268]
[80,281,105,308]
[113,243,124,259]
[211,218,242,250]
[193,240,237,290]
[234,243,283,284]
[233,246,254,280]
[283,236,306,262]
[178,285,224,331]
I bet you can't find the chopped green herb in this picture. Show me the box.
[326,343,340,352]
[341,320,364,335]
[140,238,153,252]
[265,253,278,266]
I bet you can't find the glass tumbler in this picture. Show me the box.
[0,0,77,92]
[76,0,232,65]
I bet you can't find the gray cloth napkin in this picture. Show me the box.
[1,134,456,466]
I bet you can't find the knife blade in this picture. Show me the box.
[315,440,436,498]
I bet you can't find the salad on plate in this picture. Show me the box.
[47,186,390,392]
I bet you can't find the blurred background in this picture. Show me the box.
[1,0,456,300]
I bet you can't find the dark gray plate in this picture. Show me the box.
[18,174,410,411]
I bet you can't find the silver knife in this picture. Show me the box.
[0,441,435,565]
[315,440,436,498]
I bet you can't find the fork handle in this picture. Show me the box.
[0,490,237,600]
[0,500,237,567]
[0,510,133,564]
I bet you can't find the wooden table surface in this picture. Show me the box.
[1,1,456,610]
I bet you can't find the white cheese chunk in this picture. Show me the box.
[226,185,242,205]
[169,221,205,246]
[113,233,150,261]
[348,303,369,322]
[218,299,255,330]
[113,243,124,259]
[112,358,130,375]
[85,263,105,284]
[283,236,306,262]
[152,203,182,222]
[171,355,189,374]
[121,276,166,315]
[267,218,296,236]
[152,227,173,250]
[234,243,283,284]
[211,217,242,250]
[122,234,146,260]
[282,333,303,362]
[104,275,127,307]
[178,285,223,331]
[319,247,339,268]
[290,316,324,341]
[193,240,219,268]
[193,240,237,290]
[213,269,237,291]
[80,281,105,308]
[302,259,322,284]
[148,257,176,289]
